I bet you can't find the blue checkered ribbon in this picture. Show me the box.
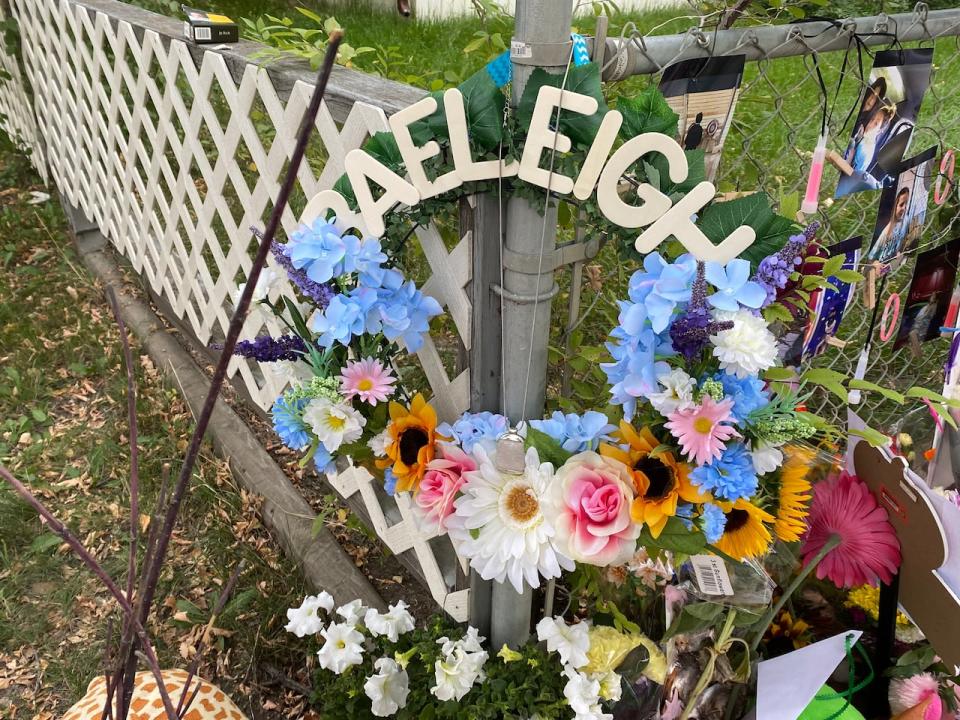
[484,33,591,88]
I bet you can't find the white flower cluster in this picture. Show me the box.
[536,616,621,720]
[284,594,416,717]
[431,626,489,702]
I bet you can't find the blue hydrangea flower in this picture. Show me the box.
[438,411,510,453]
[311,290,376,348]
[284,218,351,284]
[353,237,388,286]
[602,327,672,420]
[271,395,312,450]
[690,443,758,502]
[628,253,698,333]
[315,446,335,475]
[701,503,727,544]
[715,373,770,423]
[530,411,615,453]
[365,270,443,352]
[705,259,767,312]
[383,468,398,495]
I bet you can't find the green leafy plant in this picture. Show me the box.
[240,10,374,69]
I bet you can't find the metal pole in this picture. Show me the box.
[595,7,960,80]
[488,0,574,651]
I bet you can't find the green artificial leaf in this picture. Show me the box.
[408,90,448,146]
[525,427,573,468]
[516,63,608,147]
[741,213,799,270]
[850,427,892,448]
[617,86,679,139]
[801,367,848,402]
[651,148,706,199]
[763,302,794,325]
[822,254,845,278]
[848,379,905,404]
[332,172,357,210]
[697,193,775,251]
[640,516,706,555]
[906,386,960,408]
[457,69,505,152]
[664,602,723,639]
[895,644,937,670]
[363,131,406,173]
[833,269,863,284]
[763,367,798,382]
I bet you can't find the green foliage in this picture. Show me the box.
[639,516,706,556]
[524,427,574,468]
[310,616,571,719]
[516,63,609,148]
[240,12,374,69]
[617,86,679,139]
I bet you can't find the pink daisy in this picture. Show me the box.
[339,357,396,405]
[664,396,739,465]
[800,472,901,589]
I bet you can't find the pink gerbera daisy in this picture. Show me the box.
[339,357,396,405]
[664,396,739,465]
[800,472,901,589]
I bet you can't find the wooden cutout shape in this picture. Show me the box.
[853,440,960,670]
[519,85,599,195]
[345,147,420,238]
[596,132,681,228]
[573,109,622,200]
[389,95,462,200]
[300,188,369,236]
[444,88,519,182]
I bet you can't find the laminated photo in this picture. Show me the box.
[867,147,936,264]
[835,48,933,198]
[659,55,746,182]
[895,238,960,351]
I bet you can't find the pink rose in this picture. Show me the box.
[550,451,639,566]
[415,445,476,534]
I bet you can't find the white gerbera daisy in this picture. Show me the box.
[284,592,334,637]
[710,309,778,378]
[447,446,574,593]
[303,397,365,452]
[648,368,696,416]
[364,657,410,717]
[317,622,364,674]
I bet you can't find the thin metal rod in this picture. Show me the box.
[598,8,960,79]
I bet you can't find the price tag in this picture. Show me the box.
[690,554,734,596]
[511,41,533,59]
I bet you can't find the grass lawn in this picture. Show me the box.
[0,147,315,716]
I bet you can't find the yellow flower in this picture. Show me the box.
[767,610,811,650]
[773,445,815,543]
[497,644,523,663]
[600,421,705,538]
[844,585,912,628]
[376,393,443,493]
[583,625,666,684]
[714,498,774,560]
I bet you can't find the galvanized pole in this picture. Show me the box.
[485,0,575,651]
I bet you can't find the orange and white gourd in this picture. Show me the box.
[63,670,247,720]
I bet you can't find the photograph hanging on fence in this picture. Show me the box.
[867,146,937,264]
[783,237,861,366]
[659,54,745,182]
[895,238,960,352]
[835,48,934,198]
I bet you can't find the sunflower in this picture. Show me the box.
[713,498,774,560]
[765,610,811,653]
[773,445,814,542]
[376,393,443,493]
[600,421,704,538]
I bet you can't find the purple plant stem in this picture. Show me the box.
[0,464,178,720]
[176,560,246,716]
[105,288,140,606]
[114,34,345,716]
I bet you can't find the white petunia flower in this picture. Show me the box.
[303,397,365,452]
[284,592,334,637]
[710,309,778,378]
[446,446,574,593]
[647,368,697,416]
[431,632,488,702]
[364,601,416,643]
[535,617,590,669]
[591,669,623,702]
[563,666,612,720]
[751,441,784,474]
[235,268,279,306]
[336,599,366,626]
[317,622,365,674]
[363,657,410,717]
[367,429,390,457]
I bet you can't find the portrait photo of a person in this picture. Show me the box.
[895,239,960,351]
[867,150,935,264]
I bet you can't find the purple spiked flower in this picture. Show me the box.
[214,334,308,362]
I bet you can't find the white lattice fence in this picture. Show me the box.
[0,0,471,619]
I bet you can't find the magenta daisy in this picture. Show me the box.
[340,357,397,405]
[664,396,739,465]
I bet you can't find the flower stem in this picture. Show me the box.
[679,609,738,720]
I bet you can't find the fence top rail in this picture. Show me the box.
[71,0,425,120]
[597,6,960,78]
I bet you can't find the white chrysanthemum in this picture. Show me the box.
[536,617,590,669]
[336,599,366,626]
[710,309,778,378]
[591,669,623,702]
[368,429,390,457]
[364,601,416,643]
[751,441,784,474]
[431,632,488,702]
[563,666,612,720]
[317,622,365,674]
[648,368,696,416]
[303,397,365,452]
[284,592,334,637]
[364,658,410,717]
[447,446,574,593]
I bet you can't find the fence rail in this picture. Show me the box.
[2,0,960,620]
